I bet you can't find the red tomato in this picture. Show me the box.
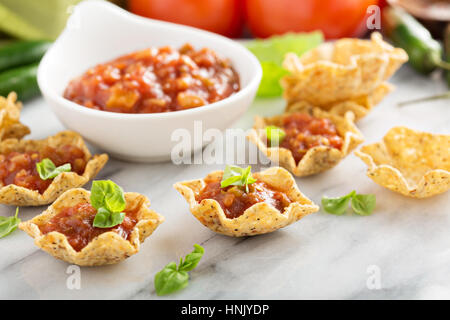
[129,0,245,38]
[244,0,380,39]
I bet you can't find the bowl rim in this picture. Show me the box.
[38,0,262,121]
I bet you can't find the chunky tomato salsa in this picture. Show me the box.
[63,44,240,114]
[196,175,291,219]
[38,203,139,252]
[272,113,343,163]
[0,145,86,194]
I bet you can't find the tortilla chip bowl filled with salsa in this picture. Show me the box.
[247,107,363,177]
[19,185,164,266]
[38,1,261,162]
[174,166,319,237]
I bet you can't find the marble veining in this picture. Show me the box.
[0,65,449,299]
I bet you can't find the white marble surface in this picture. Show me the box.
[0,65,449,300]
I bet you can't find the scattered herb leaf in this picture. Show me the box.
[0,207,21,238]
[154,244,205,296]
[90,180,126,228]
[322,191,376,216]
[322,190,355,215]
[220,165,257,193]
[36,158,71,180]
[351,194,376,216]
[266,125,286,146]
[179,244,205,272]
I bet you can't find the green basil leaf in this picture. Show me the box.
[154,244,205,296]
[241,166,257,193]
[351,194,376,216]
[220,175,242,188]
[179,244,205,272]
[36,158,71,180]
[220,165,256,191]
[266,125,286,146]
[321,191,355,215]
[90,180,126,213]
[0,207,21,238]
[220,165,244,188]
[154,262,189,296]
[92,207,125,228]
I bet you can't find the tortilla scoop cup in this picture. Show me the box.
[0,92,30,141]
[19,188,164,266]
[247,107,364,177]
[281,32,407,119]
[285,82,393,121]
[355,127,450,198]
[174,167,319,237]
[0,131,108,206]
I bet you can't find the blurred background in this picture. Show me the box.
[0,0,448,41]
[0,0,449,101]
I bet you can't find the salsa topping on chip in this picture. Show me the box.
[38,202,139,252]
[19,186,164,266]
[64,44,240,114]
[197,166,292,219]
[38,180,137,252]
[0,145,86,193]
[266,113,343,163]
[174,167,319,237]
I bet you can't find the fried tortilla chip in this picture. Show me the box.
[19,189,164,266]
[0,92,30,140]
[355,127,450,198]
[0,131,108,206]
[281,32,407,119]
[247,107,363,177]
[174,167,319,237]
[285,82,394,120]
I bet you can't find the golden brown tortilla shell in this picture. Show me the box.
[281,32,407,119]
[355,126,450,198]
[0,92,30,141]
[0,131,108,206]
[174,167,319,237]
[19,189,164,266]
[247,107,363,177]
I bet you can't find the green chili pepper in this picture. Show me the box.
[0,63,40,101]
[0,40,51,73]
[382,6,450,74]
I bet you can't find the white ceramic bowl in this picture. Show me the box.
[38,0,261,162]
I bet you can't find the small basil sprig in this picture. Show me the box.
[90,180,126,228]
[154,244,204,296]
[266,125,286,146]
[220,165,257,193]
[0,207,21,238]
[36,158,71,180]
[322,191,376,216]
